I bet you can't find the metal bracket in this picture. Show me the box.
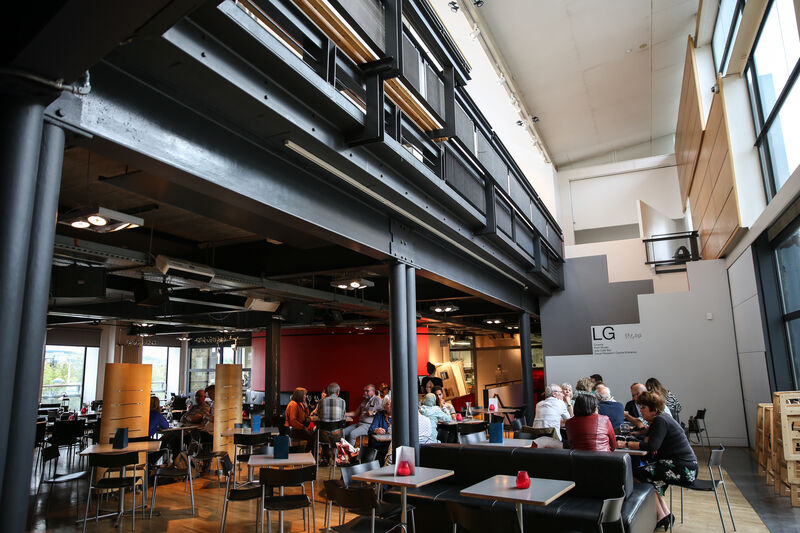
[389,218,415,265]
[346,56,395,147]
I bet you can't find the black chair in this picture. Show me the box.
[669,445,735,533]
[233,432,270,487]
[33,421,47,473]
[260,465,316,533]
[149,448,195,518]
[341,460,414,529]
[446,500,515,533]
[684,409,711,448]
[81,451,141,533]
[90,400,103,411]
[219,455,263,533]
[49,420,86,468]
[598,487,626,533]
[188,431,227,487]
[328,484,406,533]
[37,446,89,518]
[513,431,539,440]
[317,419,348,467]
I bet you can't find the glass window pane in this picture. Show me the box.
[41,346,85,411]
[143,346,168,400]
[785,317,800,387]
[222,347,235,364]
[753,0,800,118]
[765,82,800,190]
[83,347,99,406]
[189,371,209,393]
[240,346,253,369]
[190,348,209,369]
[713,0,738,72]
[775,223,800,313]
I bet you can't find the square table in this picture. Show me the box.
[461,474,575,531]
[221,426,279,437]
[351,464,454,525]
[613,448,648,456]
[474,438,534,448]
[249,452,316,533]
[158,423,203,451]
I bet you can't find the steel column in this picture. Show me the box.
[264,318,281,422]
[0,94,45,500]
[2,122,64,530]
[405,265,419,460]
[519,311,534,425]
[390,262,409,453]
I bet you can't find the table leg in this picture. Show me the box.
[279,485,284,533]
[516,502,523,533]
[401,486,407,525]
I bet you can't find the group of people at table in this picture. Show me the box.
[532,374,693,530]
[146,371,691,529]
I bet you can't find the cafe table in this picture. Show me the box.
[221,426,279,436]
[351,464,454,526]
[613,448,648,456]
[249,452,316,533]
[158,423,203,450]
[474,438,535,448]
[460,474,575,532]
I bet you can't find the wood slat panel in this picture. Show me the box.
[675,36,706,208]
[213,364,243,460]
[99,363,152,443]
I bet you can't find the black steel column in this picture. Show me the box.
[264,318,281,423]
[2,122,64,529]
[405,265,419,459]
[519,311,534,425]
[389,262,409,452]
[0,94,45,500]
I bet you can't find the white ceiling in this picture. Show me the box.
[474,0,698,167]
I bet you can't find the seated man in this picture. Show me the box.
[624,383,648,429]
[595,384,625,430]
[181,389,210,426]
[344,384,382,446]
[532,384,571,440]
[318,382,347,465]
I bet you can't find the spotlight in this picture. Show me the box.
[330,277,375,290]
[430,303,459,314]
[60,206,143,233]
[71,220,90,229]
[472,0,484,6]
[177,335,191,342]
[87,215,108,226]
[484,318,504,325]
[448,1,458,12]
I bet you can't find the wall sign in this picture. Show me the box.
[590,324,643,356]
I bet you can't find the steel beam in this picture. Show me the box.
[519,311,534,425]
[390,262,409,452]
[264,319,281,420]
[406,265,419,460]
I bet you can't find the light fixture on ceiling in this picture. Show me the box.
[448,1,458,12]
[134,322,154,328]
[430,303,459,314]
[472,0,484,6]
[506,324,519,330]
[177,335,191,342]
[484,318,504,325]
[355,324,374,331]
[330,277,375,290]
[60,206,143,233]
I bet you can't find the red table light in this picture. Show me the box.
[516,471,530,489]
[489,404,496,411]
[397,461,412,476]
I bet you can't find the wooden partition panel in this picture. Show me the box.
[675,36,706,208]
[214,364,243,459]
[688,84,744,259]
[99,363,151,444]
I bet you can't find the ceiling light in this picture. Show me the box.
[484,318,504,325]
[330,277,375,291]
[60,207,143,234]
[472,0,484,6]
[430,303,459,314]
[448,1,458,12]
[506,325,519,330]
[355,325,373,331]
[134,322,153,328]
[177,335,191,342]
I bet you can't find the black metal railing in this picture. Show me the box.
[643,231,700,273]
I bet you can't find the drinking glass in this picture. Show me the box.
[465,402,472,418]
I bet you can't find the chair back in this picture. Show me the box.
[333,485,378,511]
[35,421,47,444]
[695,409,706,421]
[259,465,311,487]
[598,486,626,525]
[459,431,488,444]
[447,501,514,532]
[42,445,60,464]
[708,445,725,467]
[358,446,377,464]
[88,451,139,468]
[514,431,538,440]
[52,420,86,442]
[511,418,523,432]
[341,460,380,487]
[233,432,270,446]
[221,454,234,477]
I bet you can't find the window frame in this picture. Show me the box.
[712,0,746,74]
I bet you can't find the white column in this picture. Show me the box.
[96,324,117,398]
[179,339,189,395]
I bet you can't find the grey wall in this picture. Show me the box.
[541,255,654,356]
[728,247,772,448]
[543,257,748,447]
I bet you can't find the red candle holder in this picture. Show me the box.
[516,470,530,489]
[397,461,412,476]
[489,404,496,411]
[456,413,463,422]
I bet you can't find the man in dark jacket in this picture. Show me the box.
[595,384,625,429]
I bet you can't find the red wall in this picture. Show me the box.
[251,326,430,410]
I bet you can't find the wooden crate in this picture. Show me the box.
[756,403,771,477]
[765,404,775,485]
[772,391,800,505]
[436,361,468,399]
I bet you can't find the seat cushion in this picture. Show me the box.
[263,494,310,510]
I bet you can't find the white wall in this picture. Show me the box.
[559,134,676,170]
[558,154,682,244]
[566,239,689,294]
[545,260,747,446]
[727,247,772,448]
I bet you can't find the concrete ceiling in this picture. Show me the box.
[473,0,697,167]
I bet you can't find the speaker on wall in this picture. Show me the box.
[134,280,169,306]
[278,301,313,323]
[51,265,107,298]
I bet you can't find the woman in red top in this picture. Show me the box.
[285,387,313,451]
[565,394,617,451]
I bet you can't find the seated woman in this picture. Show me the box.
[646,377,682,422]
[368,395,392,465]
[418,393,452,439]
[564,394,616,451]
[285,387,313,452]
[148,396,169,437]
[617,391,697,530]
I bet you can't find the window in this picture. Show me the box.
[41,345,87,410]
[774,220,800,384]
[240,346,253,389]
[187,344,251,393]
[712,0,745,73]
[746,0,800,198]
[142,346,181,400]
[448,336,475,392]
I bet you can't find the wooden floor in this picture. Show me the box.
[26,448,775,532]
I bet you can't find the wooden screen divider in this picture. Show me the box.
[214,364,243,461]
[99,363,152,444]
[675,35,705,208]
[288,0,442,132]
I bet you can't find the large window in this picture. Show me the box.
[746,0,800,198]
[142,346,181,400]
[448,336,475,392]
[187,345,251,393]
[774,220,800,385]
[41,345,91,410]
[713,0,745,73]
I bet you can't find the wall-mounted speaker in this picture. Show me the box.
[278,301,313,323]
[133,280,169,306]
